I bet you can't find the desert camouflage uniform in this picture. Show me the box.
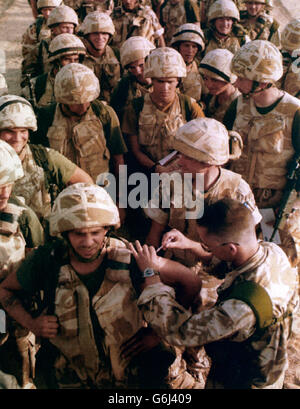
[78,0,115,20]
[281,67,300,99]
[239,10,280,47]
[203,0,249,55]
[160,0,201,46]
[229,92,300,266]
[0,140,44,390]
[203,87,240,122]
[138,241,299,388]
[12,144,77,221]
[21,17,51,85]
[111,4,164,49]
[82,43,121,104]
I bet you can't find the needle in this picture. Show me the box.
[156,237,174,253]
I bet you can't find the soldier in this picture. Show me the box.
[111,0,165,49]
[110,36,155,124]
[36,5,80,78]
[0,140,44,389]
[198,0,244,28]
[239,0,280,47]
[279,19,300,99]
[199,48,240,122]
[0,183,202,389]
[129,198,299,389]
[223,40,300,267]
[170,23,205,103]
[0,95,93,224]
[21,0,62,87]
[145,118,261,304]
[31,63,127,185]
[22,33,86,108]
[122,47,204,175]
[159,0,201,47]
[79,11,121,104]
[204,0,250,56]
[0,74,8,96]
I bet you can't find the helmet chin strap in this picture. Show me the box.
[242,81,273,99]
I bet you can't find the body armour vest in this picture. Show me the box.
[230,92,300,194]
[112,6,159,48]
[282,66,300,99]
[138,93,186,163]
[0,203,26,282]
[180,60,203,102]
[33,72,55,108]
[50,238,143,388]
[13,144,51,221]
[46,104,110,182]
[204,30,244,56]
[83,46,120,104]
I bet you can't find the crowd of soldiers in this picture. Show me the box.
[0,0,299,390]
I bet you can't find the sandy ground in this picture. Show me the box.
[0,0,300,390]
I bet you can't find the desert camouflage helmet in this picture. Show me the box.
[0,95,37,131]
[80,11,115,36]
[208,0,240,22]
[48,33,86,62]
[120,36,155,68]
[143,47,186,79]
[0,140,24,185]
[281,19,300,53]
[47,5,79,28]
[231,40,283,82]
[0,74,8,96]
[243,0,266,3]
[49,183,120,236]
[170,23,205,51]
[199,49,237,83]
[54,63,100,104]
[37,0,62,11]
[173,117,242,165]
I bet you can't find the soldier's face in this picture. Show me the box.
[122,0,138,10]
[214,18,233,35]
[128,58,147,83]
[0,183,13,211]
[246,2,264,16]
[177,153,211,176]
[60,54,80,67]
[88,32,110,52]
[68,226,108,261]
[151,78,179,104]
[40,7,56,19]
[178,42,199,64]
[52,23,75,36]
[202,74,229,95]
[0,127,29,156]
[66,103,91,116]
[234,77,253,94]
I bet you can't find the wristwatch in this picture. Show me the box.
[143,267,159,279]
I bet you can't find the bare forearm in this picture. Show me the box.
[0,288,35,332]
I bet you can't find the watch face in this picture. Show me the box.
[143,268,156,278]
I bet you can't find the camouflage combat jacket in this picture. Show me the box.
[138,241,299,388]
[111,5,164,49]
[82,44,121,104]
[239,10,281,48]
[204,87,240,123]
[21,17,51,85]
[203,26,249,56]
[160,0,200,46]
[281,65,300,99]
